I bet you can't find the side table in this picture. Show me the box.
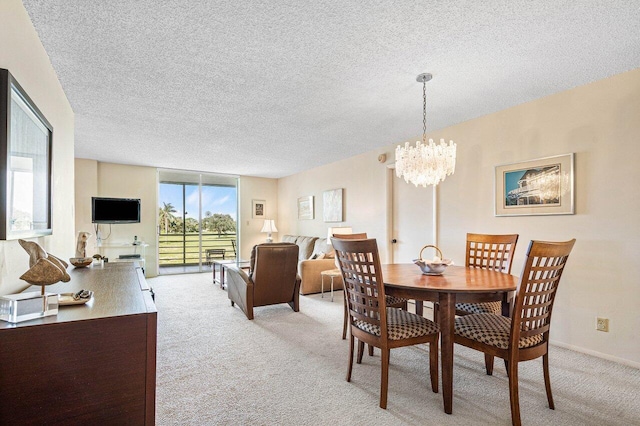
[320,269,341,302]
[213,259,250,289]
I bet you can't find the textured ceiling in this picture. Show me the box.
[22,1,640,178]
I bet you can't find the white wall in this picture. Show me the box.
[278,149,392,257]
[433,68,640,367]
[238,176,279,259]
[0,0,75,295]
[74,158,97,249]
[74,160,278,270]
[97,163,158,274]
[278,68,640,367]
[74,159,158,275]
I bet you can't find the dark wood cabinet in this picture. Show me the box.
[0,262,156,425]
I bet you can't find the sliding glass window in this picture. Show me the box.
[158,170,237,275]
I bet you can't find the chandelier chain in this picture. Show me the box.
[422,78,427,143]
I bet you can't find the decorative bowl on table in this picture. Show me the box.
[413,258,453,275]
[413,244,453,275]
[69,257,93,268]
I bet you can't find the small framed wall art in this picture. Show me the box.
[495,153,574,216]
[252,199,266,218]
[297,196,314,220]
[323,188,343,222]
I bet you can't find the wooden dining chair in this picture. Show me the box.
[332,238,439,409]
[454,233,519,375]
[454,239,576,426]
[456,233,519,317]
[332,233,408,341]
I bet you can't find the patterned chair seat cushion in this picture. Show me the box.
[354,308,439,340]
[385,295,408,306]
[456,301,502,315]
[454,313,543,349]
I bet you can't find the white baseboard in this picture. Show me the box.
[550,340,640,369]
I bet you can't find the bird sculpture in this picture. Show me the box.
[19,239,70,293]
[75,231,91,258]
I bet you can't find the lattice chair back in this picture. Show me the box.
[466,233,519,273]
[332,233,408,340]
[332,233,367,264]
[510,239,576,350]
[331,233,368,269]
[332,238,387,339]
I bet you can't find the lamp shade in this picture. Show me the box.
[261,220,278,233]
[327,226,353,243]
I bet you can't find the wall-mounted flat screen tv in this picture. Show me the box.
[91,197,141,223]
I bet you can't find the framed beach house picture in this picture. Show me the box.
[495,153,574,216]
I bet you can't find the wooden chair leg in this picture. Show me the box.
[543,353,555,409]
[430,338,439,393]
[380,348,390,409]
[368,344,374,356]
[347,334,355,382]
[357,340,365,364]
[504,359,509,376]
[288,299,299,312]
[342,297,348,340]
[507,358,521,426]
[485,353,495,375]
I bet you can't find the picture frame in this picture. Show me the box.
[0,69,53,240]
[323,188,343,222]
[297,196,314,220]
[495,153,574,216]
[252,199,266,218]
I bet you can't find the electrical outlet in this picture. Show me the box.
[596,317,609,332]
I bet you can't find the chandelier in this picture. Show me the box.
[395,73,456,187]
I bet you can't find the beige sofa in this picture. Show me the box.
[281,235,343,295]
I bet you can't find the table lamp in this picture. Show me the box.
[261,219,278,243]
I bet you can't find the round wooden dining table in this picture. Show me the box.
[381,264,518,415]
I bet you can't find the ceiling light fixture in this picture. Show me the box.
[395,73,456,187]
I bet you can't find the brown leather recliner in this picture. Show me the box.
[227,243,301,320]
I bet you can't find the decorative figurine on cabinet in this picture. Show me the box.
[0,239,68,323]
[70,232,93,268]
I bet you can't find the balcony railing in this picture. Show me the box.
[158,232,237,265]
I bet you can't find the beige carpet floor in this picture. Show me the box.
[150,273,640,425]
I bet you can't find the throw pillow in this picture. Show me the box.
[311,238,335,259]
[281,235,297,244]
[297,236,318,260]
